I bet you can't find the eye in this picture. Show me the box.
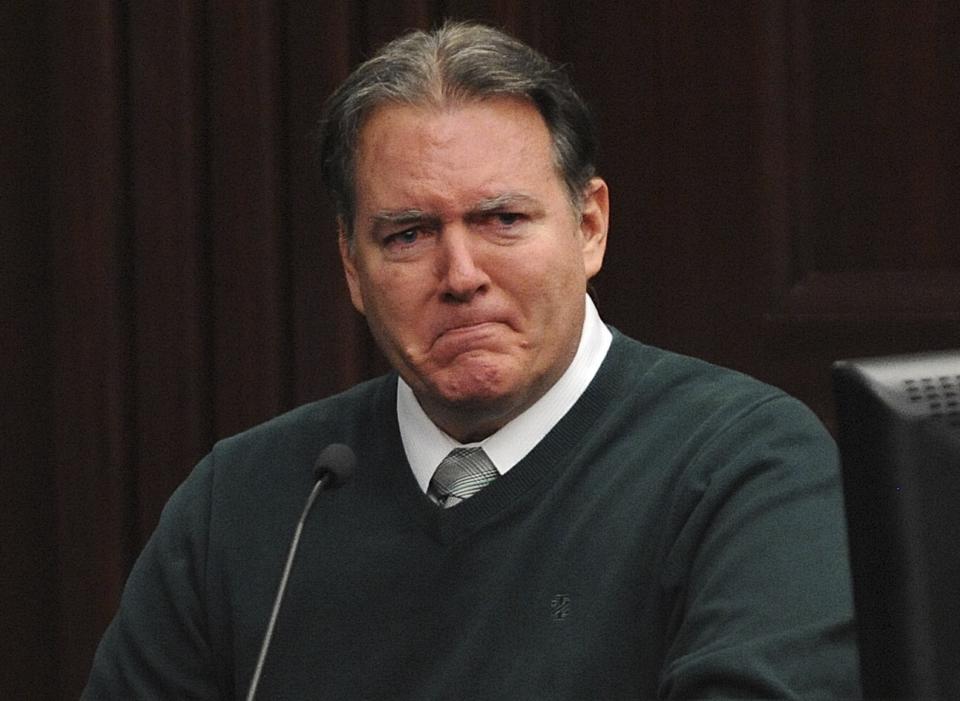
[494,212,524,226]
[472,210,530,243]
[380,226,437,258]
[383,228,421,248]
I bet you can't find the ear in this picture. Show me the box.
[578,178,609,280]
[338,220,366,315]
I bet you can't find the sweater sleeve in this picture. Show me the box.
[82,454,221,699]
[658,395,861,699]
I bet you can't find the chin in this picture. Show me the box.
[414,365,536,441]
[429,364,521,409]
[436,379,514,409]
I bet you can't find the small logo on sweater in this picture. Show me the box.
[550,594,571,621]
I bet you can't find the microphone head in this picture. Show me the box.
[313,443,356,488]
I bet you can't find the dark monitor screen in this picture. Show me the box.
[832,350,960,699]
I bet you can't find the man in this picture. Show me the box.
[85,22,860,698]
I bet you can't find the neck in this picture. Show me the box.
[421,400,519,444]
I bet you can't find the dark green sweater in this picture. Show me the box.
[84,331,860,699]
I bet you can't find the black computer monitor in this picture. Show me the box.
[832,350,960,699]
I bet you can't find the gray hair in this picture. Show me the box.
[318,20,598,238]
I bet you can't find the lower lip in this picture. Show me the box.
[435,322,502,351]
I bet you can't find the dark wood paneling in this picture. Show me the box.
[206,2,289,439]
[0,3,56,698]
[808,2,960,272]
[558,2,960,431]
[127,0,211,541]
[756,1,960,426]
[359,0,435,53]
[572,3,786,363]
[285,2,386,404]
[45,2,136,695]
[445,0,561,51]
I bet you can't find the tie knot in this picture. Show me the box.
[429,447,498,508]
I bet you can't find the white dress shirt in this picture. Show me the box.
[398,294,613,493]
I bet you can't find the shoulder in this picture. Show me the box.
[605,329,819,424]
[210,373,396,470]
[595,329,836,482]
[153,373,394,516]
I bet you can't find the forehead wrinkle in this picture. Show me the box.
[355,100,564,233]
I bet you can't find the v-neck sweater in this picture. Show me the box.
[84,330,860,699]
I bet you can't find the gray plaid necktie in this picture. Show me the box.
[429,447,499,508]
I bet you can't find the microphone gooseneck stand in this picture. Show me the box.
[244,444,356,701]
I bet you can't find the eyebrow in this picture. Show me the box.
[470,193,540,215]
[367,193,543,231]
[370,209,431,226]
[368,209,440,236]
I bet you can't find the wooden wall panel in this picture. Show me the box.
[808,2,960,272]
[0,4,56,698]
[285,2,372,405]
[359,0,436,53]
[206,2,289,439]
[554,1,960,426]
[45,2,136,695]
[127,0,210,541]
[567,3,788,363]
[757,1,960,424]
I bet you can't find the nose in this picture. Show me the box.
[437,228,490,302]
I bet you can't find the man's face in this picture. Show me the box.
[340,98,608,441]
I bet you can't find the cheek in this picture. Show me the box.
[522,264,587,344]
[510,251,583,310]
[360,265,407,312]
[360,270,428,338]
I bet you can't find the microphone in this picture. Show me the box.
[312,442,356,489]
[245,444,356,701]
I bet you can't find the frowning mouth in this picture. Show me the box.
[440,320,499,337]
[431,320,506,354]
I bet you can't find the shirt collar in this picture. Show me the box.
[398,294,612,493]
